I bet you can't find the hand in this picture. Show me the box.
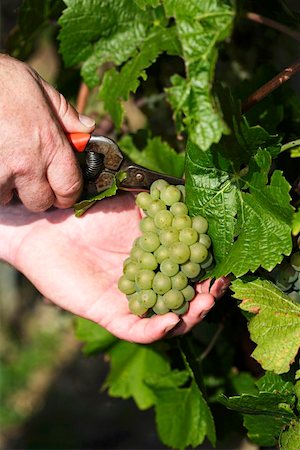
[0,193,229,343]
[0,54,95,211]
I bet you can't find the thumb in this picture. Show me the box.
[40,78,95,133]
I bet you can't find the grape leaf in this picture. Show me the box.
[186,138,293,277]
[100,26,180,128]
[292,210,300,236]
[104,342,169,410]
[119,135,185,178]
[280,420,300,450]
[134,0,160,8]
[75,318,117,355]
[231,278,300,374]
[74,176,119,217]
[163,0,234,150]
[58,0,156,87]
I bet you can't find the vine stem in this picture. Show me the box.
[246,11,300,42]
[198,322,225,362]
[241,59,300,113]
[76,82,89,114]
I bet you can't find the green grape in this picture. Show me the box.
[181,261,201,278]
[275,279,292,292]
[130,245,144,262]
[169,242,190,264]
[181,285,195,301]
[160,185,182,206]
[123,257,132,267]
[154,245,169,263]
[171,271,188,290]
[139,252,158,270]
[136,192,152,210]
[135,269,155,290]
[118,276,136,295]
[163,289,184,309]
[159,227,179,247]
[172,214,192,231]
[199,233,211,248]
[201,252,214,269]
[147,199,166,217]
[152,295,170,315]
[153,272,172,295]
[172,301,189,315]
[124,261,140,281]
[294,276,300,291]
[160,258,179,277]
[192,216,208,234]
[128,296,148,316]
[291,251,300,271]
[176,184,186,201]
[190,242,208,264]
[140,289,157,308]
[140,216,157,233]
[150,179,169,200]
[154,210,174,229]
[139,231,160,252]
[179,227,198,245]
[170,202,188,216]
[277,263,297,285]
[288,291,300,302]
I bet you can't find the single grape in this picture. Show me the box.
[128,296,148,316]
[139,231,160,252]
[160,258,179,277]
[123,257,132,267]
[176,184,186,201]
[169,242,190,264]
[154,245,169,263]
[160,185,181,206]
[140,216,157,233]
[136,192,152,210]
[171,271,188,290]
[277,263,297,285]
[288,291,300,302]
[147,199,166,217]
[172,214,192,231]
[139,252,158,270]
[181,285,195,301]
[153,272,172,295]
[154,210,174,229]
[118,276,136,295]
[275,279,292,292]
[294,276,300,291]
[140,289,157,308]
[192,216,208,234]
[180,261,201,278]
[172,301,189,315]
[190,242,208,264]
[179,227,198,245]
[152,295,170,315]
[170,202,188,216]
[135,269,155,290]
[163,289,184,309]
[150,179,169,200]
[124,261,140,280]
[199,233,211,248]
[159,227,179,247]
[291,252,300,271]
[200,252,214,269]
[130,245,144,262]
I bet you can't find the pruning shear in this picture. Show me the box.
[67,133,184,196]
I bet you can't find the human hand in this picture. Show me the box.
[0,193,229,343]
[0,54,95,211]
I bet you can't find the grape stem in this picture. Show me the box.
[198,322,224,362]
[241,59,300,113]
[76,82,89,113]
[245,12,300,42]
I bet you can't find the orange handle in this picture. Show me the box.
[67,132,90,152]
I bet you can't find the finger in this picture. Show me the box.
[40,79,95,133]
[15,175,55,212]
[209,276,231,299]
[166,293,215,337]
[196,278,212,294]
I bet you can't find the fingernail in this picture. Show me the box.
[79,114,95,128]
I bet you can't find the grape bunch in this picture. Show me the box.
[270,245,300,303]
[118,180,214,316]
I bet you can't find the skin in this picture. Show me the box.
[0,193,229,343]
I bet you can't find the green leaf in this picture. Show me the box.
[100,26,180,128]
[292,210,300,236]
[134,0,160,8]
[231,278,300,374]
[59,0,155,87]
[104,342,169,410]
[280,420,300,450]
[119,135,185,177]
[152,379,216,449]
[75,318,117,355]
[231,372,258,396]
[164,0,234,150]
[186,139,293,277]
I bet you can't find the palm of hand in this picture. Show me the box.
[0,193,227,343]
